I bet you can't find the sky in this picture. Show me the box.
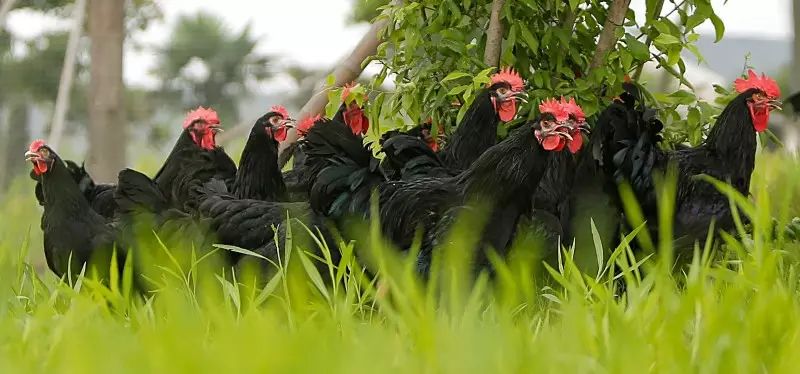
[4,0,793,89]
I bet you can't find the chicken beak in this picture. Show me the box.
[211,126,224,134]
[282,118,297,128]
[24,151,39,162]
[768,99,783,111]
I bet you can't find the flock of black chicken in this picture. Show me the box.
[27,68,782,289]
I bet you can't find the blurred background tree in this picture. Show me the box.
[153,12,271,124]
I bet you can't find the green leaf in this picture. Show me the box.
[519,26,539,51]
[213,244,268,260]
[667,89,696,105]
[654,34,680,46]
[442,71,470,82]
[447,85,468,96]
[709,13,725,42]
[625,35,650,60]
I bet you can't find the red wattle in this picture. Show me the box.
[344,107,369,135]
[200,131,216,150]
[748,102,770,133]
[542,135,564,151]
[33,161,48,175]
[568,130,583,154]
[273,127,288,142]
[497,100,517,122]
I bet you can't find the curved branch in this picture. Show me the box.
[589,0,631,73]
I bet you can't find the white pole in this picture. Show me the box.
[48,0,87,148]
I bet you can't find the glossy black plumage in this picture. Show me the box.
[308,120,553,274]
[438,88,503,170]
[34,160,118,219]
[33,149,123,282]
[230,112,287,201]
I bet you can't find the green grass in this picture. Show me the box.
[1,152,799,373]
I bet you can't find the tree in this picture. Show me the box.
[348,0,389,24]
[154,12,270,124]
[793,0,800,94]
[85,0,125,183]
[366,0,727,147]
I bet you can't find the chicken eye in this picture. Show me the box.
[496,87,509,96]
[40,148,50,157]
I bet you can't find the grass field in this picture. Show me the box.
[1,152,799,373]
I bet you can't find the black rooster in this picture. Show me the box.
[151,106,237,212]
[307,99,583,274]
[573,71,782,259]
[380,69,527,181]
[525,98,589,249]
[283,85,370,201]
[438,68,526,170]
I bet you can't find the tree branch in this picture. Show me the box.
[260,9,396,167]
[483,0,506,66]
[589,0,631,72]
[48,0,87,149]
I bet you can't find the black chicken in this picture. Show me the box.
[523,98,589,250]
[26,140,124,282]
[574,71,782,260]
[33,160,117,219]
[438,67,526,170]
[380,68,526,181]
[151,106,237,212]
[282,85,371,201]
[307,99,584,274]
[230,105,294,201]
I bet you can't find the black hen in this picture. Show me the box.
[33,160,118,219]
[230,106,293,201]
[26,140,124,282]
[308,112,575,275]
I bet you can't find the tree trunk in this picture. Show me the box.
[483,0,506,67]
[0,103,29,191]
[87,0,125,183]
[48,0,86,150]
[0,106,9,193]
[269,15,391,166]
[589,0,631,72]
[0,0,20,29]
[792,0,800,92]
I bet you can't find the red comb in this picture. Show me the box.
[341,82,357,102]
[734,69,781,98]
[297,114,321,136]
[490,67,524,92]
[539,98,568,122]
[29,139,46,153]
[270,105,290,119]
[183,106,220,129]
[559,97,585,122]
